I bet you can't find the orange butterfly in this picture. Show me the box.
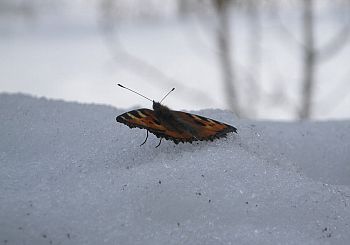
[116,84,237,147]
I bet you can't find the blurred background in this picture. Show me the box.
[1,0,349,120]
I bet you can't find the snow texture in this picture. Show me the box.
[0,93,350,245]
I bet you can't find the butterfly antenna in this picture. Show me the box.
[160,88,175,103]
[117,83,153,102]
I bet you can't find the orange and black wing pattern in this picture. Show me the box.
[116,108,237,144]
[116,108,165,133]
[116,109,198,144]
[173,110,237,142]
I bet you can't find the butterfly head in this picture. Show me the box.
[153,87,175,113]
[153,101,167,112]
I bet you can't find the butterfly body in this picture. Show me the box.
[116,101,237,145]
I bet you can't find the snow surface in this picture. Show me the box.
[0,93,350,245]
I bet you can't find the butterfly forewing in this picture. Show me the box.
[117,109,161,130]
[116,109,195,143]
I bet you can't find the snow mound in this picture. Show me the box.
[0,93,349,245]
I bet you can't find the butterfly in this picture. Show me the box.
[116,84,237,147]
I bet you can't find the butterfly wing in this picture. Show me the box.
[173,111,237,141]
[117,109,161,131]
[117,108,237,144]
[116,109,195,144]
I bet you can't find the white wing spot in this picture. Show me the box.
[137,111,147,118]
[127,113,137,119]
[192,115,203,121]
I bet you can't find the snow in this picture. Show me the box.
[0,93,350,245]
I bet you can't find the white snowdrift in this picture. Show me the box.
[0,93,349,245]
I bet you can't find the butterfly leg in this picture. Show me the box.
[140,130,149,146]
[155,138,163,148]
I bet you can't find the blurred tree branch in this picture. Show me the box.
[299,0,315,120]
[98,0,216,106]
[299,0,350,119]
[213,0,240,117]
[244,0,262,117]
